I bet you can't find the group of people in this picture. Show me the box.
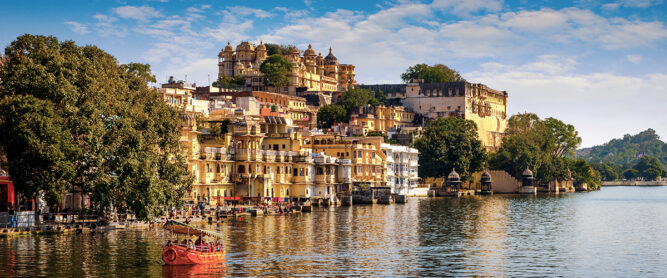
[166,236,223,253]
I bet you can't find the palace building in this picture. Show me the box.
[359,80,508,151]
[218,41,356,95]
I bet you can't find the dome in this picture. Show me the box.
[224,42,233,52]
[317,52,323,60]
[236,41,255,52]
[304,44,316,56]
[324,47,338,65]
[447,169,460,181]
[256,41,266,52]
[522,167,533,177]
[481,171,492,183]
[290,46,300,55]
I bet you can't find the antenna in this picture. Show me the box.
[208,74,211,86]
[185,74,188,83]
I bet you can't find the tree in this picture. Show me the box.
[212,75,245,88]
[490,113,581,186]
[414,117,486,181]
[567,158,601,190]
[591,162,619,181]
[265,43,294,56]
[260,54,292,92]
[623,169,639,180]
[633,156,665,180]
[316,104,347,128]
[122,63,156,84]
[0,95,77,206]
[401,63,466,83]
[337,87,377,110]
[0,34,191,219]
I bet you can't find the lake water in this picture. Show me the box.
[1,186,667,277]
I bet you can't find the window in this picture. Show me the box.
[300,168,304,176]
[372,152,375,158]
[358,151,362,158]
[293,168,298,176]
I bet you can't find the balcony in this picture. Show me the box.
[235,149,262,161]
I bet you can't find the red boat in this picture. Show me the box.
[162,220,226,265]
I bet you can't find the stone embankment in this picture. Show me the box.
[603,181,667,186]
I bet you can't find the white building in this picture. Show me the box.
[236,96,260,116]
[381,143,419,195]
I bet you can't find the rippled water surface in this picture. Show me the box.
[2,186,667,277]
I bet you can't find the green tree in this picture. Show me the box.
[567,158,602,191]
[337,87,377,110]
[490,113,581,185]
[212,75,245,88]
[414,117,486,181]
[316,104,347,128]
[260,54,292,92]
[0,34,191,219]
[623,169,639,180]
[401,63,466,83]
[591,162,619,181]
[0,95,78,206]
[122,63,157,83]
[265,43,294,56]
[633,156,665,180]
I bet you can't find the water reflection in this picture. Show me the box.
[2,187,667,277]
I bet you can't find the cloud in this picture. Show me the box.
[226,6,274,19]
[92,14,127,37]
[432,0,504,16]
[112,6,161,21]
[465,57,667,147]
[64,21,89,34]
[615,0,663,8]
[626,54,643,64]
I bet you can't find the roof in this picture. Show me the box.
[163,220,224,238]
[264,116,287,125]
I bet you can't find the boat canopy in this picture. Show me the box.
[163,220,224,238]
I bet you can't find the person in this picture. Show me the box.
[185,217,191,224]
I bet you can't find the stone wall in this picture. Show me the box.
[471,170,521,193]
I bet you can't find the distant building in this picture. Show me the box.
[218,41,356,94]
[349,105,415,136]
[359,80,508,151]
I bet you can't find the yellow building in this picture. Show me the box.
[179,112,236,205]
[349,105,415,136]
[308,135,386,189]
[218,42,356,95]
[359,81,508,151]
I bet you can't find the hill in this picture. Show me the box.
[577,129,667,166]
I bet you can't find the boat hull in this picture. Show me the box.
[162,245,225,265]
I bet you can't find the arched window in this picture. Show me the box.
[238,165,246,173]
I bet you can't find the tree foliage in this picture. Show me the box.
[212,75,245,88]
[413,117,486,181]
[264,43,294,56]
[632,156,665,180]
[316,104,347,129]
[316,87,386,129]
[0,34,191,219]
[401,63,466,83]
[578,129,667,166]
[567,158,601,190]
[591,162,619,181]
[490,113,586,187]
[260,54,292,92]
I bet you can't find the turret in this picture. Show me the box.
[522,167,534,187]
[447,169,462,192]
